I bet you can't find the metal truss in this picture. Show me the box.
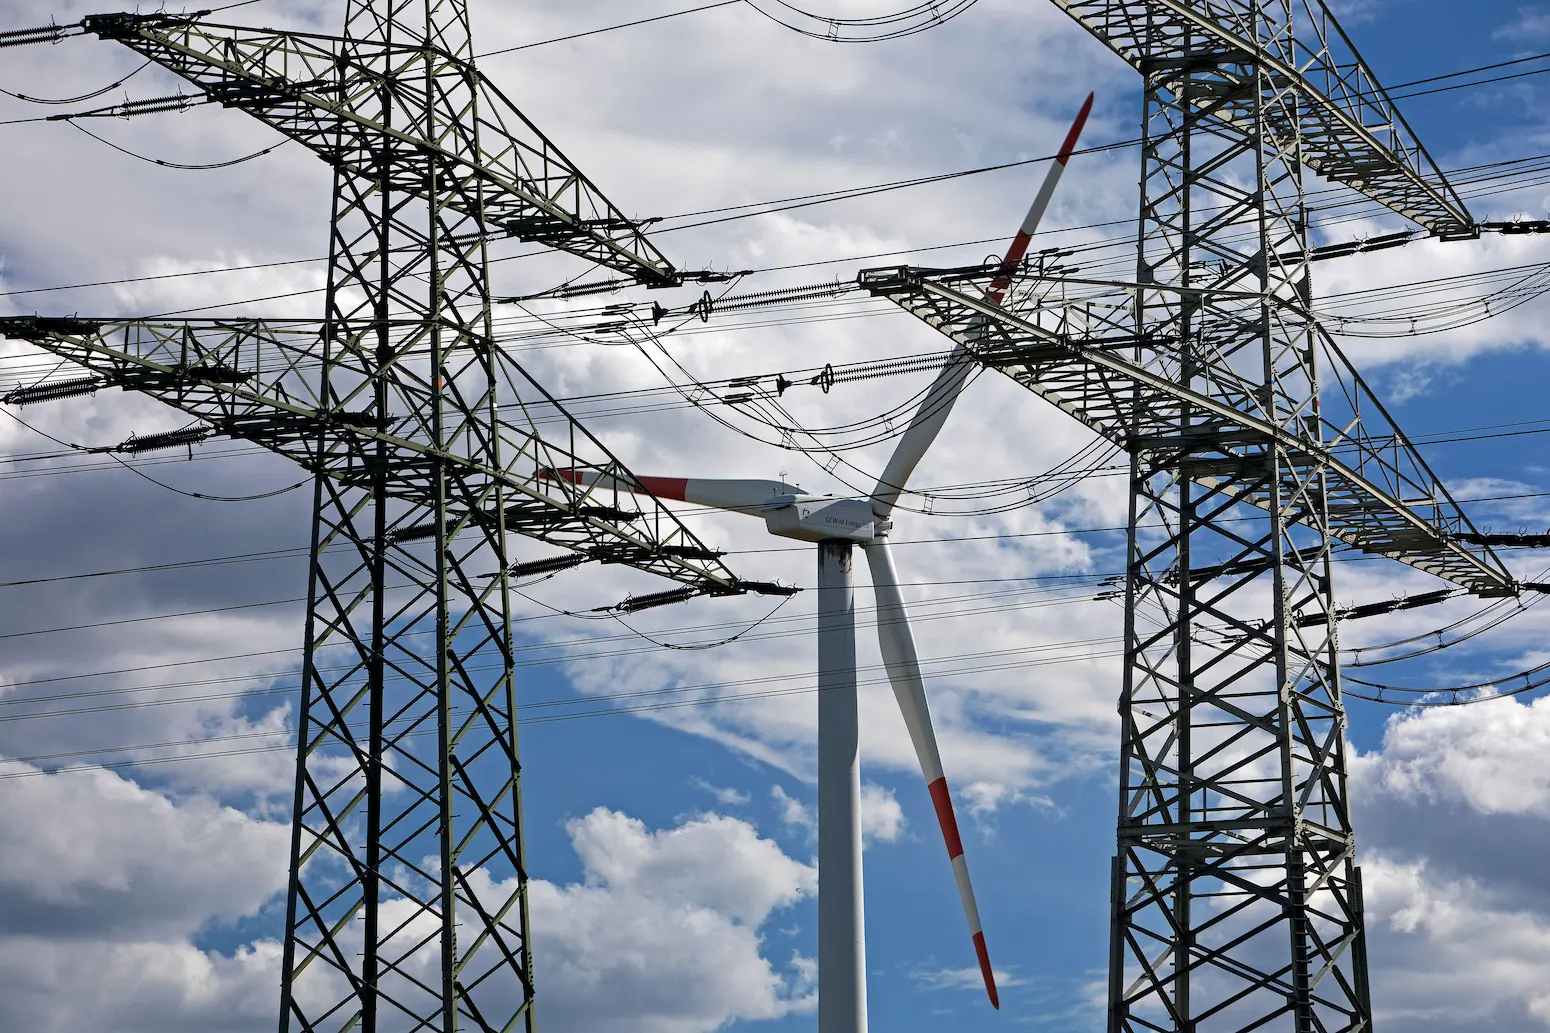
[1045,0,1473,239]
[0,3,767,1031]
[865,2,1510,1029]
[858,270,1511,595]
[79,9,682,285]
[0,317,747,588]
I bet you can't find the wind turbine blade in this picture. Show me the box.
[986,91,1094,306]
[868,348,976,520]
[539,467,641,494]
[540,468,798,513]
[863,541,999,1009]
[869,93,1094,518]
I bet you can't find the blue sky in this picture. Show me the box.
[4,1,1550,1031]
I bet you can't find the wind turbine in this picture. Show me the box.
[546,94,1093,1031]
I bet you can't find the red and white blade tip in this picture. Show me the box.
[539,468,689,502]
[538,467,582,484]
[928,777,999,1009]
[1057,92,1096,166]
[975,931,999,1010]
[987,93,1096,305]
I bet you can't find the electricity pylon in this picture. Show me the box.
[0,4,774,1031]
[863,2,1515,1030]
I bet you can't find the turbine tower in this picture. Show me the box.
[860,2,1516,1031]
[549,95,1093,1033]
[0,4,777,1031]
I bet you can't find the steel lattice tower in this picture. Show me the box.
[1114,19,1369,1030]
[278,3,532,1028]
[863,2,1519,1030]
[0,3,770,1030]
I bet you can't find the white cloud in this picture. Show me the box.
[769,782,905,845]
[562,807,815,924]
[9,1,1550,1029]
[302,809,819,1033]
[0,762,288,938]
[772,784,814,835]
[0,938,283,1033]
[691,777,751,806]
[1325,0,1385,24]
[1449,475,1550,529]
[0,771,818,1033]
[528,808,818,1033]
[959,777,1054,818]
[1363,855,1550,1029]
[860,782,905,844]
[1494,6,1550,43]
[0,762,289,1032]
[1354,695,1550,818]
[1348,694,1550,1029]
[910,964,1025,992]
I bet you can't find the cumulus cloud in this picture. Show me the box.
[269,808,820,1033]
[859,782,905,844]
[0,938,283,1033]
[0,763,289,1033]
[6,0,1550,1029]
[530,808,817,1033]
[1351,697,1550,1029]
[0,770,816,1033]
[1355,694,1550,818]
[770,782,905,846]
[1363,855,1550,1030]
[0,762,289,939]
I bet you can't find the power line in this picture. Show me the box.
[0,639,1116,783]
[739,0,981,42]
[0,585,1113,733]
[12,567,1550,773]
[0,58,150,104]
[476,1,744,58]
[3,32,1549,703]
[5,539,1546,764]
[0,633,1121,729]
[65,119,290,171]
[0,138,1538,324]
[0,528,1536,710]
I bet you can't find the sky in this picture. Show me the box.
[3,0,1550,1031]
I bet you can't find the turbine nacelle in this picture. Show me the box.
[765,497,886,543]
[540,468,888,543]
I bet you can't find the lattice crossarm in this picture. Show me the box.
[1044,0,1472,236]
[474,75,678,284]
[78,12,681,285]
[0,317,742,589]
[860,270,1514,594]
[993,287,1489,572]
